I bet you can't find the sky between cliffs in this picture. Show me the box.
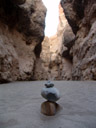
[42,0,61,37]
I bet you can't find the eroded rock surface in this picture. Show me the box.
[1,0,96,82]
[61,0,96,80]
[39,0,96,80]
[34,5,74,80]
[0,0,46,83]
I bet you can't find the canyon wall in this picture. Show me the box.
[37,0,96,81]
[61,0,96,80]
[34,5,74,80]
[0,0,96,82]
[0,0,46,83]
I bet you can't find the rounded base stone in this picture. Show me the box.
[41,101,60,116]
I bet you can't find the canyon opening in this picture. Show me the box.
[0,0,96,82]
[42,0,61,37]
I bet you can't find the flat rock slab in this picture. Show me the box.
[0,81,96,128]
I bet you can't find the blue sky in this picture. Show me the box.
[42,0,61,37]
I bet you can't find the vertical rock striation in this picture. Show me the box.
[1,0,96,82]
[61,0,96,80]
[0,0,46,83]
[36,4,75,80]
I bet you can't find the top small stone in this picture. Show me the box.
[45,81,54,88]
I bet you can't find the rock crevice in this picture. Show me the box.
[61,0,96,80]
[0,0,96,82]
[0,0,46,83]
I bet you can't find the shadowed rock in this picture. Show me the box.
[0,0,46,83]
[10,0,26,5]
[61,0,96,80]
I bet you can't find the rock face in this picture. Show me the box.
[38,0,96,80]
[33,37,50,80]
[58,5,75,80]
[1,0,96,82]
[61,0,96,80]
[10,0,26,5]
[0,0,46,83]
[35,4,74,80]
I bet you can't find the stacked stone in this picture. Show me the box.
[41,81,60,116]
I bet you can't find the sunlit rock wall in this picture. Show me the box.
[1,0,95,82]
[0,0,46,83]
[34,4,75,80]
[61,0,96,80]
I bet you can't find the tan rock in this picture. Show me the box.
[61,0,96,80]
[0,0,46,83]
[41,101,60,116]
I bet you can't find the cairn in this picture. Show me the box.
[41,81,60,116]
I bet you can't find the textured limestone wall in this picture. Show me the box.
[34,5,74,80]
[0,0,46,83]
[61,0,96,80]
[1,0,96,82]
[36,0,96,80]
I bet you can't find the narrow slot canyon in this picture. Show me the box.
[0,1,96,127]
[33,2,73,80]
[0,0,96,83]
